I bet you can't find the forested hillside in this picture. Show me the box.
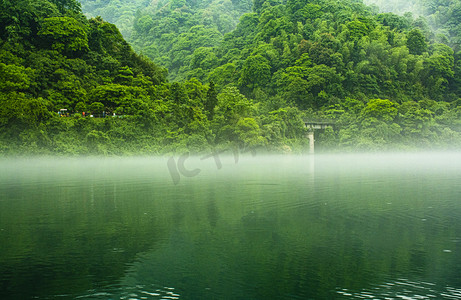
[79,0,253,80]
[79,0,150,38]
[1,0,461,155]
[364,0,461,50]
[130,0,253,80]
[0,0,306,155]
[203,0,461,149]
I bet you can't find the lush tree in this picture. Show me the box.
[190,47,219,70]
[205,81,218,120]
[49,0,81,14]
[360,99,398,123]
[235,117,266,147]
[0,63,33,92]
[406,28,427,55]
[89,102,104,114]
[0,92,51,130]
[238,55,272,90]
[38,17,89,56]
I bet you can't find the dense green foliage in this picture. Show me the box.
[0,0,306,155]
[145,0,461,150]
[365,0,461,50]
[1,0,461,155]
[208,0,461,150]
[79,0,253,80]
[79,0,150,38]
[129,0,253,80]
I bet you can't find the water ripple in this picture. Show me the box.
[76,284,181,300]
[337,278,461,299]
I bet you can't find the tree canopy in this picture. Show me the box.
[1,0,461,155]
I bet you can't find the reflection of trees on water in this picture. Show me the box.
[3,157,461,299]
[118,172,461,299]
[207,188,219,228]
[0,176,168,299]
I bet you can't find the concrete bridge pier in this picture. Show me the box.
[303,120,334,154]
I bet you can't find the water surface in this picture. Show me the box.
[1,153,461,299]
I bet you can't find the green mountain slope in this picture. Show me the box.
[0,0,306,154]
[364,0,461,50]
[200,0,460,103]
[1,0,461,154]
[78,0,253,80]
[79,0,151,38]
[129,0,253,80]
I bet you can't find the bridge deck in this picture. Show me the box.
[303,120,334,130]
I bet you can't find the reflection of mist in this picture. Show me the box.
[307,154,315,189]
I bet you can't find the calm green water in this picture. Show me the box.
[1,154,461,299]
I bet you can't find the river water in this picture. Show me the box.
[1,153,461,299]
